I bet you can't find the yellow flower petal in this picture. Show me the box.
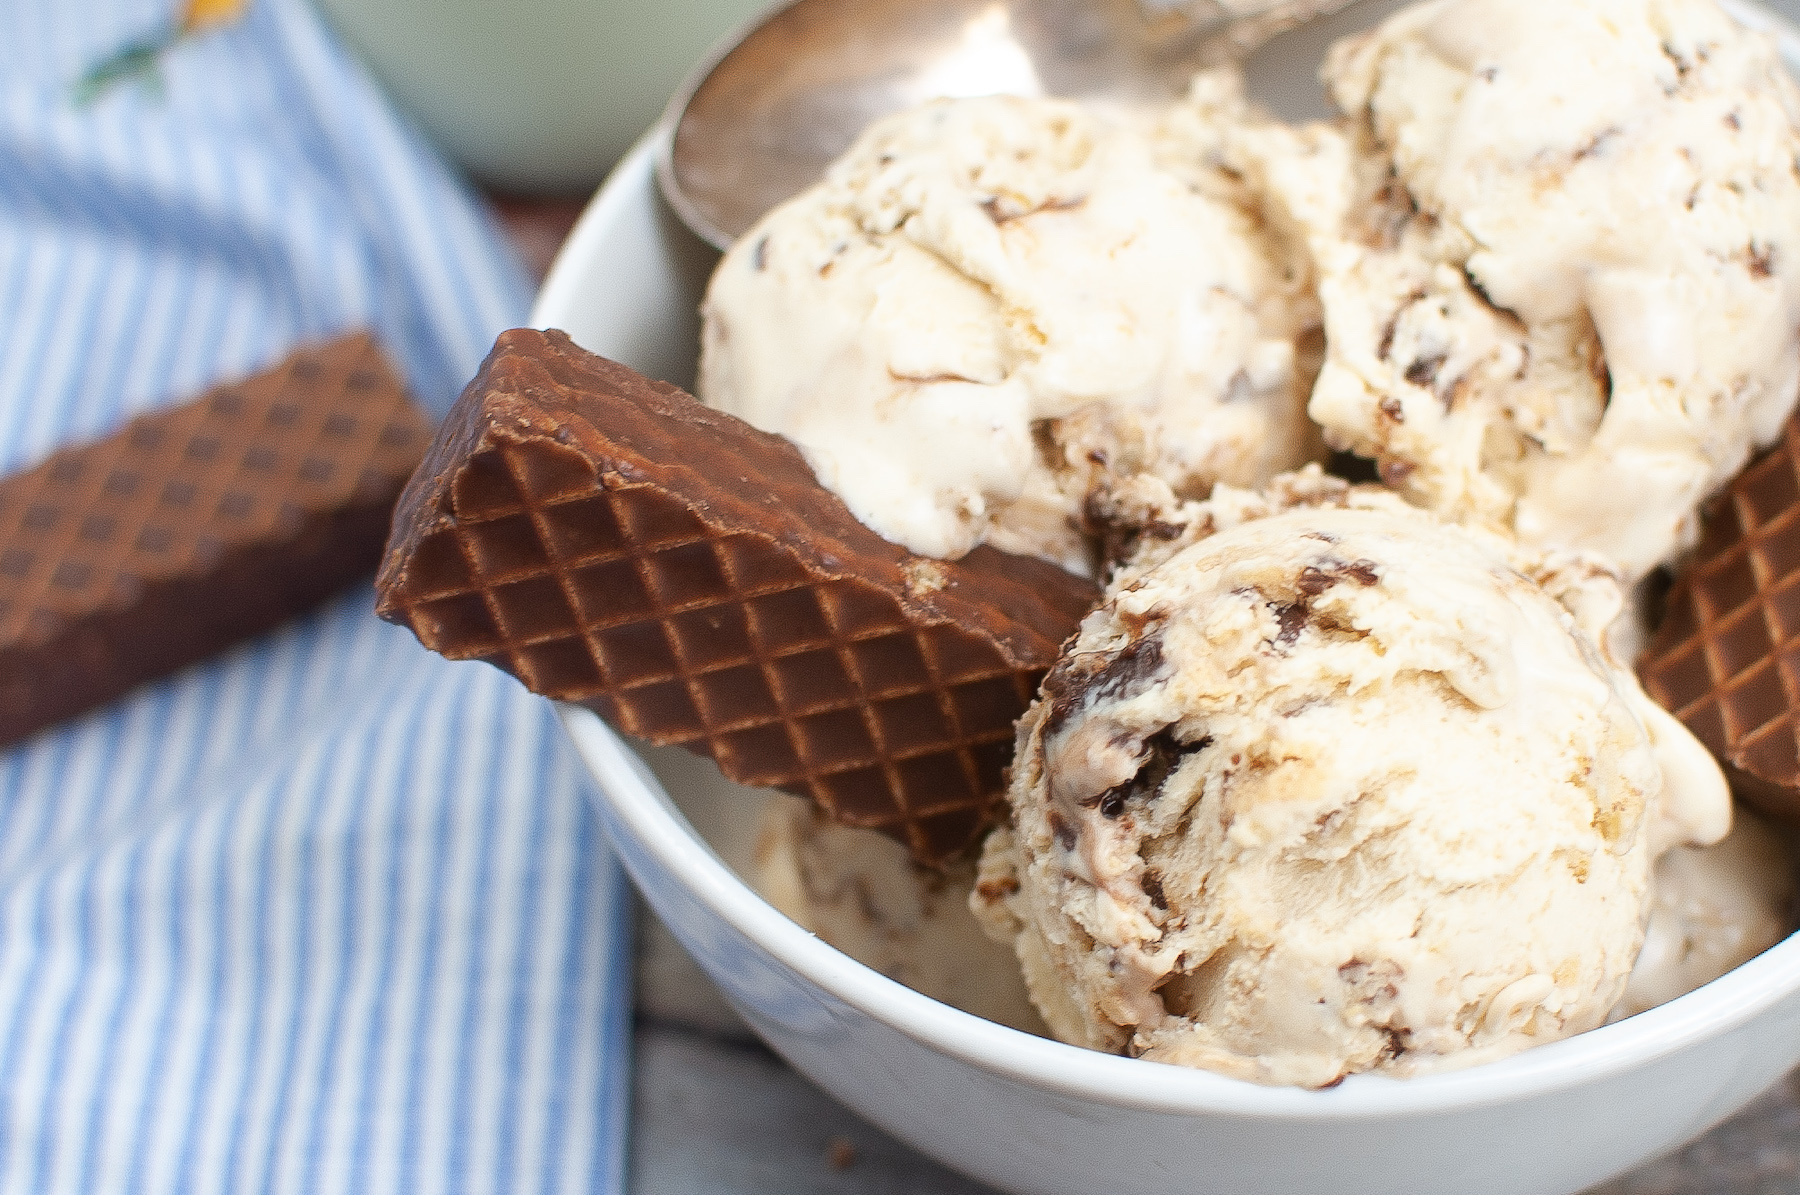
[181,0,249,33]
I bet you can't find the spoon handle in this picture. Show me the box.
[1135,0,1364,57]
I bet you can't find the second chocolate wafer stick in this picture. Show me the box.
[0,332,430,747]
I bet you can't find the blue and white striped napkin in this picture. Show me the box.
[0,2,632,1192]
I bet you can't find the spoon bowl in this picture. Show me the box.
[656,0,1356,249]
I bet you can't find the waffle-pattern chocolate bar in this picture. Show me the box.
[376,329,1098,863]
[0,332,429,748]
[1642,415,1800,819]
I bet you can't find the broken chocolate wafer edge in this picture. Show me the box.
[1642,411,1800,822]
[0,331,431,748]
[375,328,1099,864]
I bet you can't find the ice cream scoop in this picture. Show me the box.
[699,83,1322,574]
[974,486,1727,1087]
[1236,0,1800,581]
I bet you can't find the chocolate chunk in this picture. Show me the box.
[1403,352,1447,390]
[1094,727,1186,818]
[374,329,1099,865]
[1140,867,1168,910]
[1042,636,1166,733]
[1298,557,1382,596]
[0,332,429,747]
[1274,601,1310,646]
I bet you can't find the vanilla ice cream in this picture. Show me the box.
[752,795,1045,1034]
[974,482,1730,1087]
[1616,804,1797,1017]
[1236,0,1800,580]
[699,78,1321,575]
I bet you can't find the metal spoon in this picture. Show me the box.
[656,0,1361,251]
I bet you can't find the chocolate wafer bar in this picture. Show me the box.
[0,331,430,747]
[1642,414,1800,819]
[376,329,1099,864]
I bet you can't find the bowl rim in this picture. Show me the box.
[558,701,1800,1120]
[536,0,1800,1122]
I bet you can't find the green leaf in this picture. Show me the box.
[74,30,177,106]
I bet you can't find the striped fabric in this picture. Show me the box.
[0,2,632,1193]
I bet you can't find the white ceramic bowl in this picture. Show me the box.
[533,6,1800,1192]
